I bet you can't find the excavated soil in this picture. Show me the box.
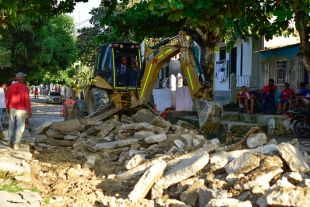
[29,147,151,207]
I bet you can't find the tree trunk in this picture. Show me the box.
[295,5,310,78]
[201,46,215,99]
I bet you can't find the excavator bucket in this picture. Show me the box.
[193,99,223,132]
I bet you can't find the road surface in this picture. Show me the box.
[30,95,63,129]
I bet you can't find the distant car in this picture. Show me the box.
[47,92,63,104]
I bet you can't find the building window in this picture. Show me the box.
[275,60,287,85]
[219,47,226,61]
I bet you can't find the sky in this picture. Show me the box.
[69,0,101,30]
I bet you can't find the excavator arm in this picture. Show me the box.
[139,31,223,129]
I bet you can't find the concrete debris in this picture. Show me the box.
[36,108,310,207]
[132,109,156,123]
[246,132,268,148]
[278,143,310,172]
[128,160,166,202]
[225,152,262,174]
[125,154,145,170]
[266,186,310,207]
[144,134,167,144]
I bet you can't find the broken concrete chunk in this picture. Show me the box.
[165,199,190,207]
[260,155,283,171]
[95,139,139,150]
[192,138,201,147]
[180,134,195,148]
[180,180,204,206]
[152,151,209,198]
[250,144,279,154]
[64,134,79,140]
[246,132,268,148]
[132,109,156,123]
[278,143,310,172]
[266,186,310,207]
[46,129,64,139]
[206,198,252,207]
[225,152,262,174]
[49,119,83,134]
[199,189,230,202]
[239,168,283,190]
[174,139,185,149]
[125,154,145,170]
[35,135,48,143]
[96,119,120,137]
[151,116,171,129]
[35,121,53,135]
[118,155,169,180]
[134,131,155,140]
[128,160,167,202]
[84,155,96,169]
[144,134,167,144]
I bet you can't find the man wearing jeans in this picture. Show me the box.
[6,72,32,149]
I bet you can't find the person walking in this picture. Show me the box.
[6,72,32,149]
[0,82,7,131]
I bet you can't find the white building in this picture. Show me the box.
[213,38,264,104]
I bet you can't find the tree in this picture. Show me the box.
[0,0,81,28]
[0,15,77,82]
[232,0,309,76]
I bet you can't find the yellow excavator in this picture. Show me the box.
[72,31,222,129]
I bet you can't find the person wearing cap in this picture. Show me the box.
[6,72,32,150]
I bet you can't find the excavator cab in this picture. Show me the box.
[94,43,142,89]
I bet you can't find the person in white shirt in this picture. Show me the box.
[0,82,7,131]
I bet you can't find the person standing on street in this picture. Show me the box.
[6,72,32,149]
[0,82,7,131]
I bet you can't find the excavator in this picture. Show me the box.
[72,31,222,129]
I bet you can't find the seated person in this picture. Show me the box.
[128,59,140,86]
[262,79,277,114]
[295,82,310,109]
[237,86,250,113]
[249,89,262,114]
[279,83,294,113]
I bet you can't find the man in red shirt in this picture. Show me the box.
[6,72,32,149]
[279,83,294,113]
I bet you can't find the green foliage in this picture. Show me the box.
[0,182,23,193]
[0,14,77,83]
[0,46,11,68]
[0,0,77,28]
[72,65,93,94]
[77,27,101,67]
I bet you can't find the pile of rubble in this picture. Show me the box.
[35,109,310,207]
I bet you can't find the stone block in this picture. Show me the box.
[132,109,156,123]
[128,160,166,202]
[246,132,267,148]
[278,143,310,172]
[152,150,209,198]
[134,131,155,140]
[145,134,167,144]
[266,186,310,207]
[225,152,262,174]
[125,154,145,170]
[49,119,83,134]
[95,139,139,150]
